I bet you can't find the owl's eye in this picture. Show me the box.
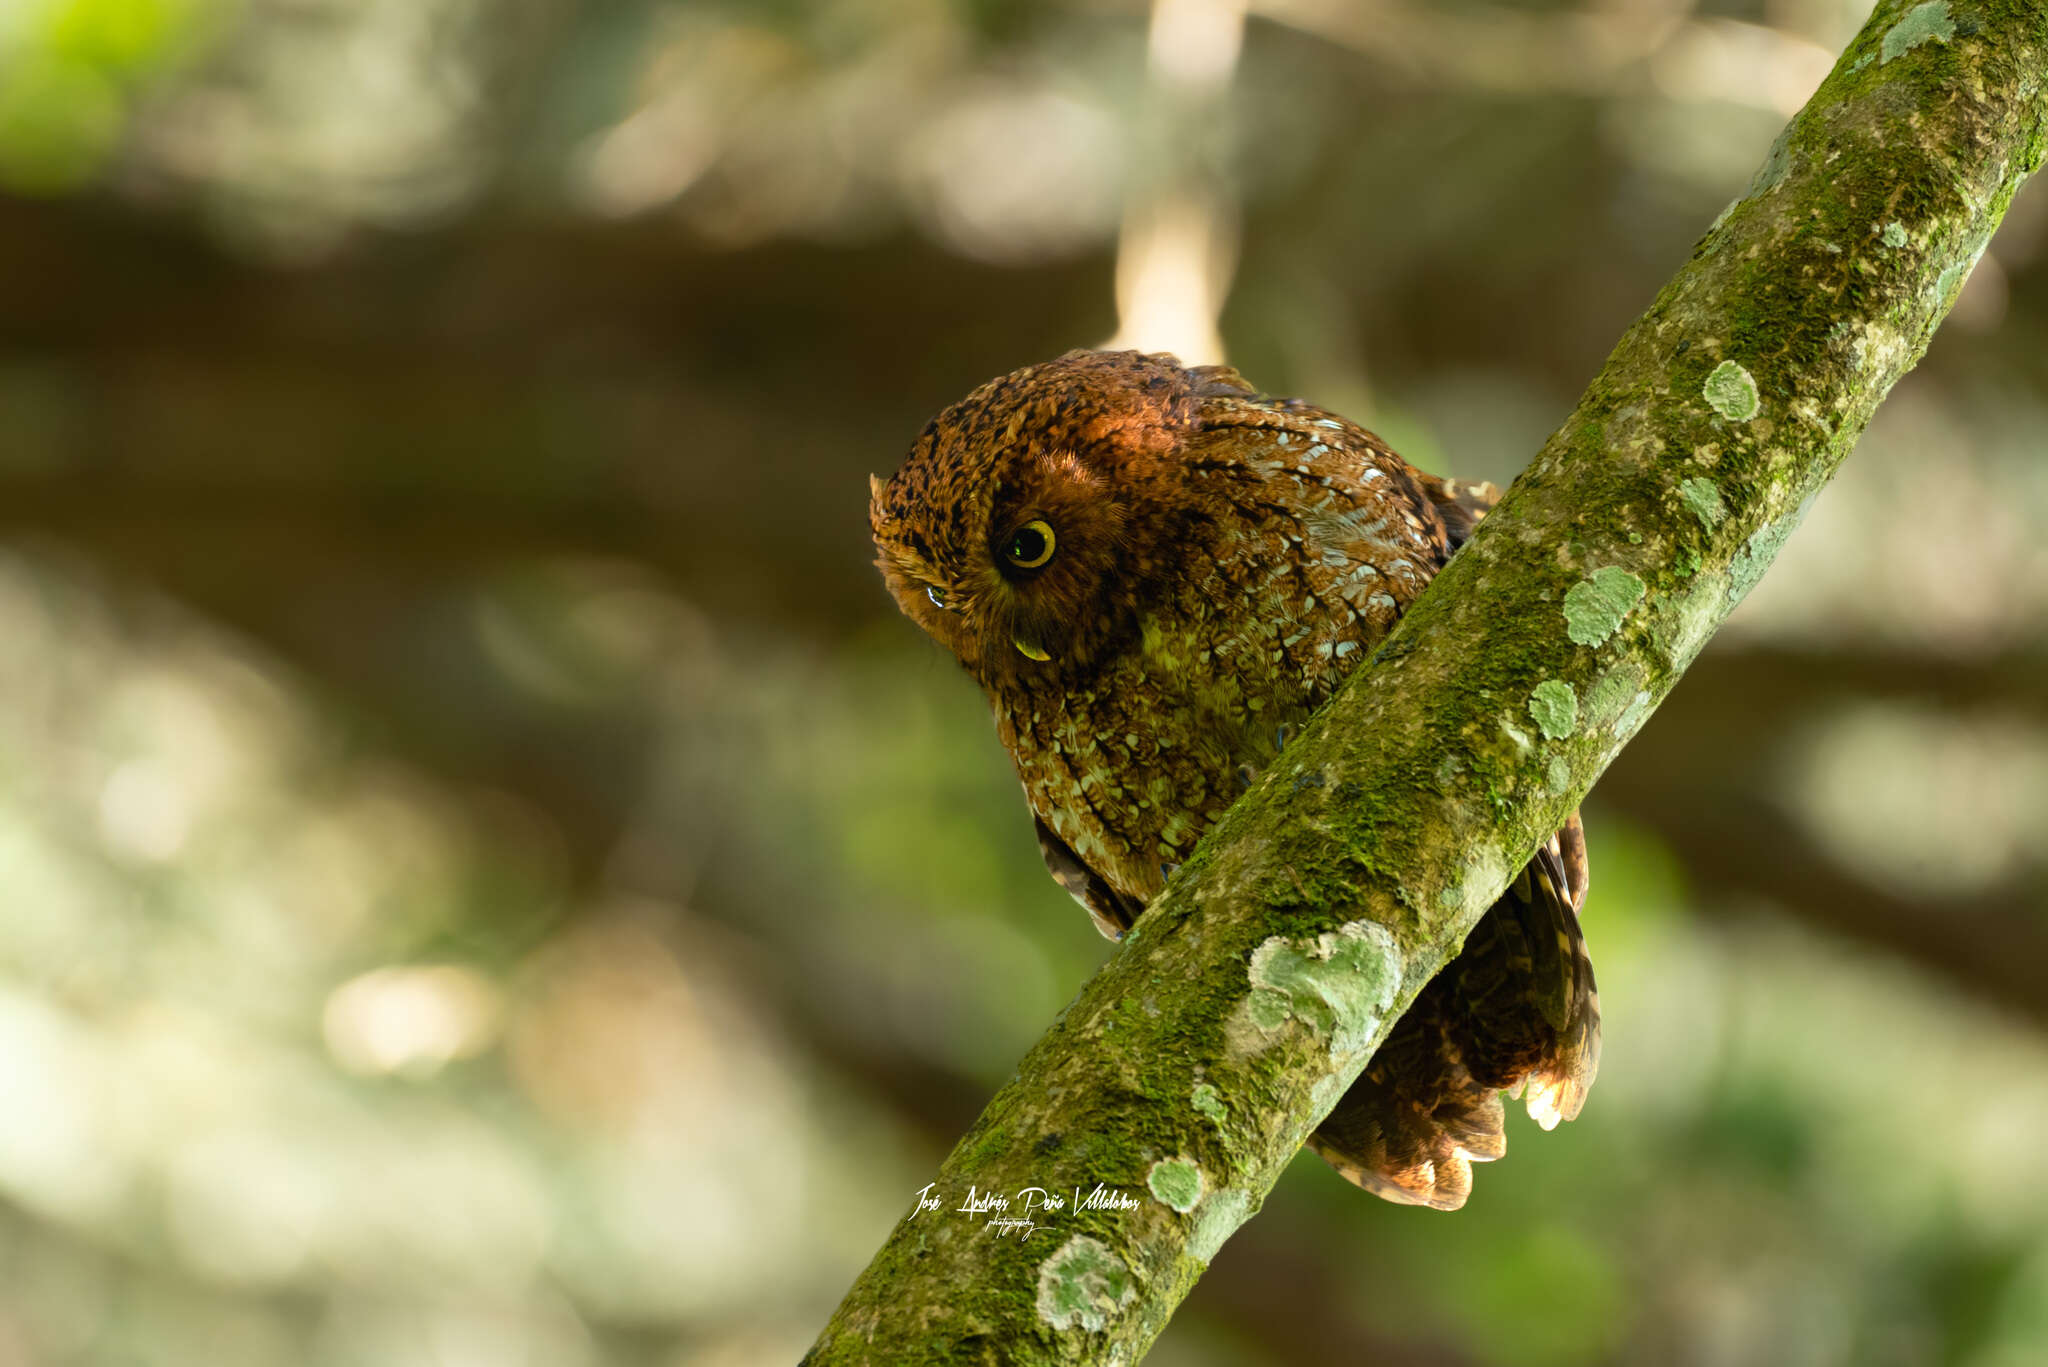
[926,585,948,610]
[1005,520,1056,570]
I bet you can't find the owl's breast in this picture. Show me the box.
[999,467,1442,913]
[999,602,1347,909]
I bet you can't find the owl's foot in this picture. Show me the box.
[1235,763,1258,791]
[1275,723,1294,751]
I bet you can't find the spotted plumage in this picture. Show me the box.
[871,349,1599,1209]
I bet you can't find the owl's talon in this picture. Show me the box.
[1235,763,1258,790]
[1275,724,1293,751]
[1161,862,1181,884]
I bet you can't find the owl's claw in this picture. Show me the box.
[1235,763,1258,790]
[1161,862,1182,884]
[1275,724,1294,751]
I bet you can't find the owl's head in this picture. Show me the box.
[870,349,1237,685]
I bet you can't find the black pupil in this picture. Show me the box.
[1010,527,1046,563]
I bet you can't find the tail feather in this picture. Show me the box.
[1309,833,1600,1209]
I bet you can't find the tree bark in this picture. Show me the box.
[807,3,2048,1360]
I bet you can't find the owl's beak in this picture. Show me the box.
[1013,636,1051,662]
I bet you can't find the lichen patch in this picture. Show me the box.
[1188,1190,1253,1265]
[1747,126,1793,196]
[1528,680,1579,740]
[1656,572,1728,674]
[1703,361,1761,422]
[1615,689,1654,738]
[1190,1083,1227,1128]
[1882,220,1909,248]
[1148,1158,1204,1214]
[1678,476,1727,528]
[1882,2,1954,64]
[1931,238,1988,308]
[1726,493,1818,609]
[1436,845,1511,927]
[1585,661,1646,730]
[1037,1235,1137,1333]
[1545,756,1572,797]
[1563,567,1647,646]
[1238,921,1401,1059]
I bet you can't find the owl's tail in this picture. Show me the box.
[1306,821,1600,1211]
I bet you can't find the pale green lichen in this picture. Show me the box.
[1037,1235,1136,1333]
[1585,662,1646,728]
[1242,921,1401,1057]
[1726,494,1818,609]
[1190,1083,1227,1128]
[1308,1070,1349,1117]
[1188,1190,1253,1265]
[1563,567,1646,647]
[1615,690,1654,738]
[1882,1,1954,64]
[1528,680,1578,740]
[1435,846,1510,926]
[1545,756,1572,797]
[1656,572,1729,674]
[1148,1158,1204,1214]
[1703,361,1760,422]
[1748,126,1793,195]
[1882,220,1909,248]
[1932,241,1986,305]
[1678,476,1726,528]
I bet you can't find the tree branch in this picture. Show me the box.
[811,4,2048,1358]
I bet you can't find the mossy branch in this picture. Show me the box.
[805,4,2048,1362]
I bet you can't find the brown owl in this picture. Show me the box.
[869,349,1598,1210]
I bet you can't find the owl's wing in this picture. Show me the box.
[1308,826,1599,1210]
[1034,815,1144,940]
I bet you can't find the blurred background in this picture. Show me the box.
[1,0,2046,1364]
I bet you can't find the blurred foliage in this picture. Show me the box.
[1,0,2046,1365]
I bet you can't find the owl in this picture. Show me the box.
[869,349,1598,1210]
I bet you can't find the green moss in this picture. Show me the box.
[1703,360,1760,421]
[964,1123,1011,1167]
[1563,567,1646,647]
[1148,1158,1204,1213]
[1037,1235,1137,1333]
[1882,1,1955,63]
[1528,680,1579,740]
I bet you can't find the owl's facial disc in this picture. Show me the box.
[873,352,1195,682]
